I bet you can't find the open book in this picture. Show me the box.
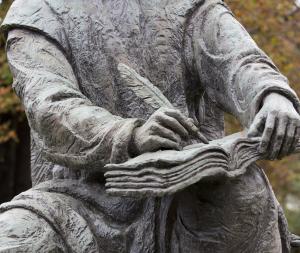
[104,132,300,197]
[104,64,300,197]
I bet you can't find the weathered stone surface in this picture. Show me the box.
[0,0,300,252]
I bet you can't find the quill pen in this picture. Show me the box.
[117,63,208,143]
[118,63,174,110]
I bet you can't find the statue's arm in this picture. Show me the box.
[191,0,299,125]
[191,0,300,159]
[6,29,143,169]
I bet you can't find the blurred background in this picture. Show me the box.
[0,0,300,244]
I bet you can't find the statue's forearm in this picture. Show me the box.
[7,29,142,170]
[192,0,299,127]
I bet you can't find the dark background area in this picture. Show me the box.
[0,0,31,203]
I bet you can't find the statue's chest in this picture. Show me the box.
[97,1,188,92]
[51,0,201,89]
[61,0,198,114]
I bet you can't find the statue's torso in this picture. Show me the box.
[56,0,198,119]
[3,0,225,182]
[40,0,222,134]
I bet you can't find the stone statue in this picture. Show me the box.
[0,0,300,252]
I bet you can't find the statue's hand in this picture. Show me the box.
[132,108,208,155]
[248,93,300,159]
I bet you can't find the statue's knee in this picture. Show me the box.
[0,208,66,252]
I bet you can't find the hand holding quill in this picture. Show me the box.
[118,63,208,154]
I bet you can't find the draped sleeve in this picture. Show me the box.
[189,0,300,127]
[5,28,143,170]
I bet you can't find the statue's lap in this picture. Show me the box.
[0,165,282,253]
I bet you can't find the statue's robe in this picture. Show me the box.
[0,0,299,252]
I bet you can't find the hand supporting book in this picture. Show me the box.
[104,131,300,197]
[104,64,300,197]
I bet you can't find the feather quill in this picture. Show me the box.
[118,63,209,144]
[118,63,174,110]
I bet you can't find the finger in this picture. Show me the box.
[269,116,288,160]
[165,110,208,143]
[260,113,276,154]
[278,123,296,159]
[147,136,181,151]
[196,131,209,144]
[156,114,189,139]
[151,124,181,143]
[248,114,266,137]
[165,110,198,133]
[289,127,300,154]
[186,118,209,143]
